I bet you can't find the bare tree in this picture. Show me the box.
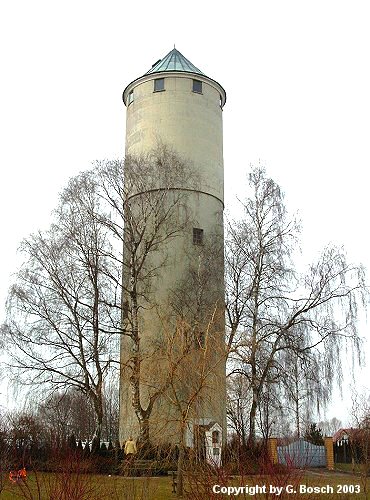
[158,235,225,496]
[102,374,119,442]
[226,167,366,448]
[227,374,250,448]
[3,170,120,442]
[351,392,370,483]
[7,410,44,464]
[228,367,286,448]
[278,347,331,438]
[317,417,342,437]
[3,146,202,449]
[162,311,224,498]
[37,389,97,446]
[96,146,201,446]
[35,382,118,445]
[257,382,286,443]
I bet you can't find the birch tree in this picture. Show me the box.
[226,167,366,448]
[3,146,198,447]
[3,171,120,442]
[279,348,330,438]
[97,146,199,446]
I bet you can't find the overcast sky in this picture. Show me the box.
[1,1,369,423]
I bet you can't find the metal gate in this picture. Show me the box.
[277,438,326,467]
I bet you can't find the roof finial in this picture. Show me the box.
[174,43,176,49]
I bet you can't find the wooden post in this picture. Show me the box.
[268,438,278,464]
[324,437,334,470]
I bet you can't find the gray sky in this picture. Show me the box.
[1,0,369,423]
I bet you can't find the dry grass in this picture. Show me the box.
[0,472,172,500]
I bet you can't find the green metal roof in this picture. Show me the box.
[123,48,226,107]
[146,48,205,76]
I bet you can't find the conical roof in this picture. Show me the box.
[123,48,226,107]
[145,48,204,76]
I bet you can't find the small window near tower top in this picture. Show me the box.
[154,78,165,92]
[128,90,134,105]
[192,79,202,94]
[193,228,204,245]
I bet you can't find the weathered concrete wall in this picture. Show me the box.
[119,70,226,447]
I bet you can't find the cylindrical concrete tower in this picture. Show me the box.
[120,48,226,451]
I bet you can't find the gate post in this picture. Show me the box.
[324,437,334,470]
[268,438,278,464]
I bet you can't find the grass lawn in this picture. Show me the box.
[292,469,368,499]
[335,462,370,475]
[1,469,369,499]
[1,473,174,500]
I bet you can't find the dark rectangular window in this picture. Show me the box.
[193,228,204,245]
[128,90,134,105]
[212,431,220,444]
[154,78,165,92]
[192,79,202,94]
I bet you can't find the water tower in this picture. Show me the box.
[120,48,226,451]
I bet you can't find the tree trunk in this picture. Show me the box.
[248,388,258,449]
[138,417,150,451]
[295,396,300,438]
[129,260,152,450]
[248,318,258,449]
[294,361,300,438]
[91,391,104,445]
[239,400,247,449]
[177,424,186,498]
